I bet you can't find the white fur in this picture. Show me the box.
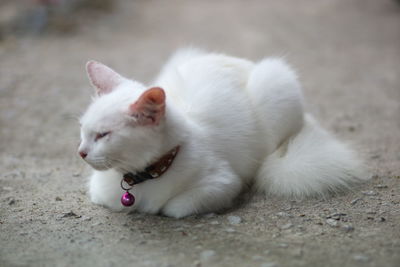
[79,48,368,218]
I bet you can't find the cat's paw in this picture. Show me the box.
[90,191,125,212]
[88,171,127,211]
[162,202,195,218]
[162,196,197,218]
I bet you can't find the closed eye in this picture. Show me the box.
[95,131,111,142]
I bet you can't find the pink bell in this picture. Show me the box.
[121,192,135,206]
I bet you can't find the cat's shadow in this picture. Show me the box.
[126,183,256,224]
[121,180,370,237]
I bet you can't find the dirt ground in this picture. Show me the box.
[1,0,399,266]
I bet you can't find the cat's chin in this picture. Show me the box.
[88,164,111,171]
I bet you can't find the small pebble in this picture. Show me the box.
[72,172,81,177]
[378,217,386,222]
[280,223,293,230]
[353,254,369,262]
[8,198,15,205]
[227,215,242,225]
[209,220,219,225]
[200,250,216,262]
[374,184,388,189]
[55,197,62,201]
[341,224,355,232]
[326,213,346,220]
[224,227,236,233]
[272,233,280,238]
[60,211,81,218]
[350,198,362,205]
[326,219,339,227]
[362,190,378,196]
[252,255,264,261]
[366,210,376,215]
[260,263,279,267]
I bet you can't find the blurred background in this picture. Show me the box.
[0,0,399,163]
[0,1,399,266]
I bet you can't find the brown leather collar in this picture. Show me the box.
[122,146,180,186]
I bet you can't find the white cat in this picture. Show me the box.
[78,48,367,218]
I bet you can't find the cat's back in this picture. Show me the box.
[157,48,253,81]
[176,51,254,88]
[156,49,254,111]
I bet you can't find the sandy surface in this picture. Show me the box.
[1,0,399,266]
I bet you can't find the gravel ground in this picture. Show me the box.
[1,0,399,266]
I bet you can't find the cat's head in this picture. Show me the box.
[78,61,167,173]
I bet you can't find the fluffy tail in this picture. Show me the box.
[255,115,368,198]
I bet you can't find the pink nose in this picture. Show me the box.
[79,151,87,159]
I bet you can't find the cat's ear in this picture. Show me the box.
[86,60,124,96]
[129,87,166,126]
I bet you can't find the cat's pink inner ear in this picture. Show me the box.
[86,61,123,96]
[130,87,166,126]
